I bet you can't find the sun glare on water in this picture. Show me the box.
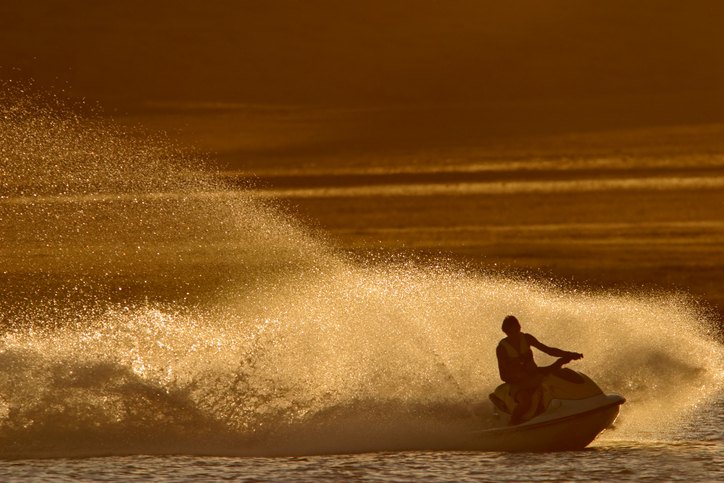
[0,87,722,457]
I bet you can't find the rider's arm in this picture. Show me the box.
[527,334,583,359]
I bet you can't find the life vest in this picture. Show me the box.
[499,334,531,358]
[498,333,537,380]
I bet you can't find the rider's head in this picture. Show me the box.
[501,315,521,335]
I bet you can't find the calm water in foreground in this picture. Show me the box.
[0,395,720,482]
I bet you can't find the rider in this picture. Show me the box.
[496,315,583,425]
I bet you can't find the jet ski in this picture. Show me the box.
[466,368,625,452]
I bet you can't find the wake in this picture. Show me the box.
[1,86,721,457]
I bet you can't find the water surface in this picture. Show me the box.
[1,88,722,480]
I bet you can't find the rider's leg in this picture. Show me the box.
[509,387,534,425]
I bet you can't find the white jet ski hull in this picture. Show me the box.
[466,394,624,452]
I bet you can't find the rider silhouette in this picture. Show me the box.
[496,315,583,425]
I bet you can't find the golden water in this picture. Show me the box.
[0,87,721,461]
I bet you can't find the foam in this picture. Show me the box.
[0,87,721,457]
